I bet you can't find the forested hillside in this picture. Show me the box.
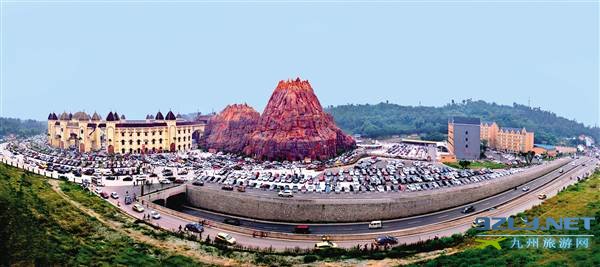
[0,118,46,138]
[326,100,599,145]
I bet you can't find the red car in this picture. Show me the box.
[100,192,109,199]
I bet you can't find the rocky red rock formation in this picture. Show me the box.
[200,104,260,153]
[243,78,356,161]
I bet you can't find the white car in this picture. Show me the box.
[94,187,103,194]
[522,186,530,192]
[150,210,161,219]
[159,179,171,184]
[216,232,236,245]
[278,190,293,198]
[110,192,119,199]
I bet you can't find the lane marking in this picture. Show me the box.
[437,214,449,219]
[407,220,421,225]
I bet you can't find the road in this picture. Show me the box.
[2,142,598,249]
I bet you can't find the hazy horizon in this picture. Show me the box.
[2,2,598,126]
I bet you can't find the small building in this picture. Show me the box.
[448,117,481,160]
[532,144,557,157]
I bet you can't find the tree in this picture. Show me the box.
[480,140,488,159]
[458,160,471,169]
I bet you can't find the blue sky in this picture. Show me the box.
[1,1,598,126]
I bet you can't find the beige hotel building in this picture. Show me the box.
[480,122,534,153]
[47,111,208,154]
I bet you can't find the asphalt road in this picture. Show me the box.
[176,158,592,235]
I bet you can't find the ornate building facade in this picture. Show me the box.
[47,111,208,154]
[480,122,534,153]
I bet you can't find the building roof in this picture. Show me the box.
[500,127,526,133]
[155,111,164,120]
[113,112,120,121]
[48,113,58,120]
[106,112,116,121]
[165,111,177,120]
[534,144,556,150]
[59,112,70,120]
[120,114,126,120]
[73,111,90,121]
[449,116,480,125]
[91,112,101,121]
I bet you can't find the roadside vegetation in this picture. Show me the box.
[0,163,205,266]
[410,170,600,266]
[444,160,507,170]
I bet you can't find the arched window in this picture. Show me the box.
[159,138,163,144]
[129,140,133,145]
[121,148,125,154]
[121,140,125,145]
[152,139,156,145]
[137,140,141,145]
[178,145,181,150]
[178,137,181,142]
[129,148,133,153]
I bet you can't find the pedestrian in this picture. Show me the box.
[179,225,182,232]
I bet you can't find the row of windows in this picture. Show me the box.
[119,143,192,154]
[118,128,194,137]
[117,136,194,145]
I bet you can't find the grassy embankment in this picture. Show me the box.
[0,163,207,266]
[444,161,507,169]
[410,171,600,266]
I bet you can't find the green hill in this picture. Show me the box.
[326,99,599,145]
[0,117,46,138]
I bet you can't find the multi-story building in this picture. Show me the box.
[448,117,481,160]
[47,111,208,154]
[480,122,534,153]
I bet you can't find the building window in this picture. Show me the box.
[121,148,125,153]
[159,138,163,144]
[129,140,133,145]
[152,139,156,145]
[466,144,469,148]
[137,132,140,137]
[152,131,155,136]
[144,132,148,136]
[178,137,181,142]
[465,137,468,142]
[178,130,181,134]
[137,140,141,145]
[159,131,163,135]
[121,140,125,145]
[129,148,133,153]
[465,131,469,135]
[121,132,125,137]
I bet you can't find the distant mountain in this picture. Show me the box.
[326,99,599,145]
[0,117,46,138]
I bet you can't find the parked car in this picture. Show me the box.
[221,185,234,191]
[236,186,246,192]
[537,194,547,200]
[192,180,204,186]
[216,232,236,245]
[368,220,383,229]
[110,192,119,199]
[314,241,338,249]
[132,204,145,212]
[150,210,161,219]
[185,223,204,233]
[278,190,293,197]
[100,192,110,199]
[374,235,398,246]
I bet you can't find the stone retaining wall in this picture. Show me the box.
[187,159,569,222]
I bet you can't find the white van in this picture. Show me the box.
[368,220,382,229]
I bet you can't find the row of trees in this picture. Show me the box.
[327,99,599,145]
[0,117,46,138]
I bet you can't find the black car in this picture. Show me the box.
[185,223,204,233]
[123,176,133,181]
[462,205,475,214]
[223,218,241,226]
[221,185,234,191]
[192,180,204,186]
[105,176,116,180]
[375,235,398,246]
[73,171,82,177]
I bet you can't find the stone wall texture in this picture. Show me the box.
[187,158,569,222]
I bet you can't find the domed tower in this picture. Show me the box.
[165,111,177,152]
[47,112,59,147]
[105,112,117,154]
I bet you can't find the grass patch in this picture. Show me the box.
[411,171,600,266]
[445,161,508,169]
[0,163,205,266]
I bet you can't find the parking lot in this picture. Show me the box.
[5,136,525,198]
